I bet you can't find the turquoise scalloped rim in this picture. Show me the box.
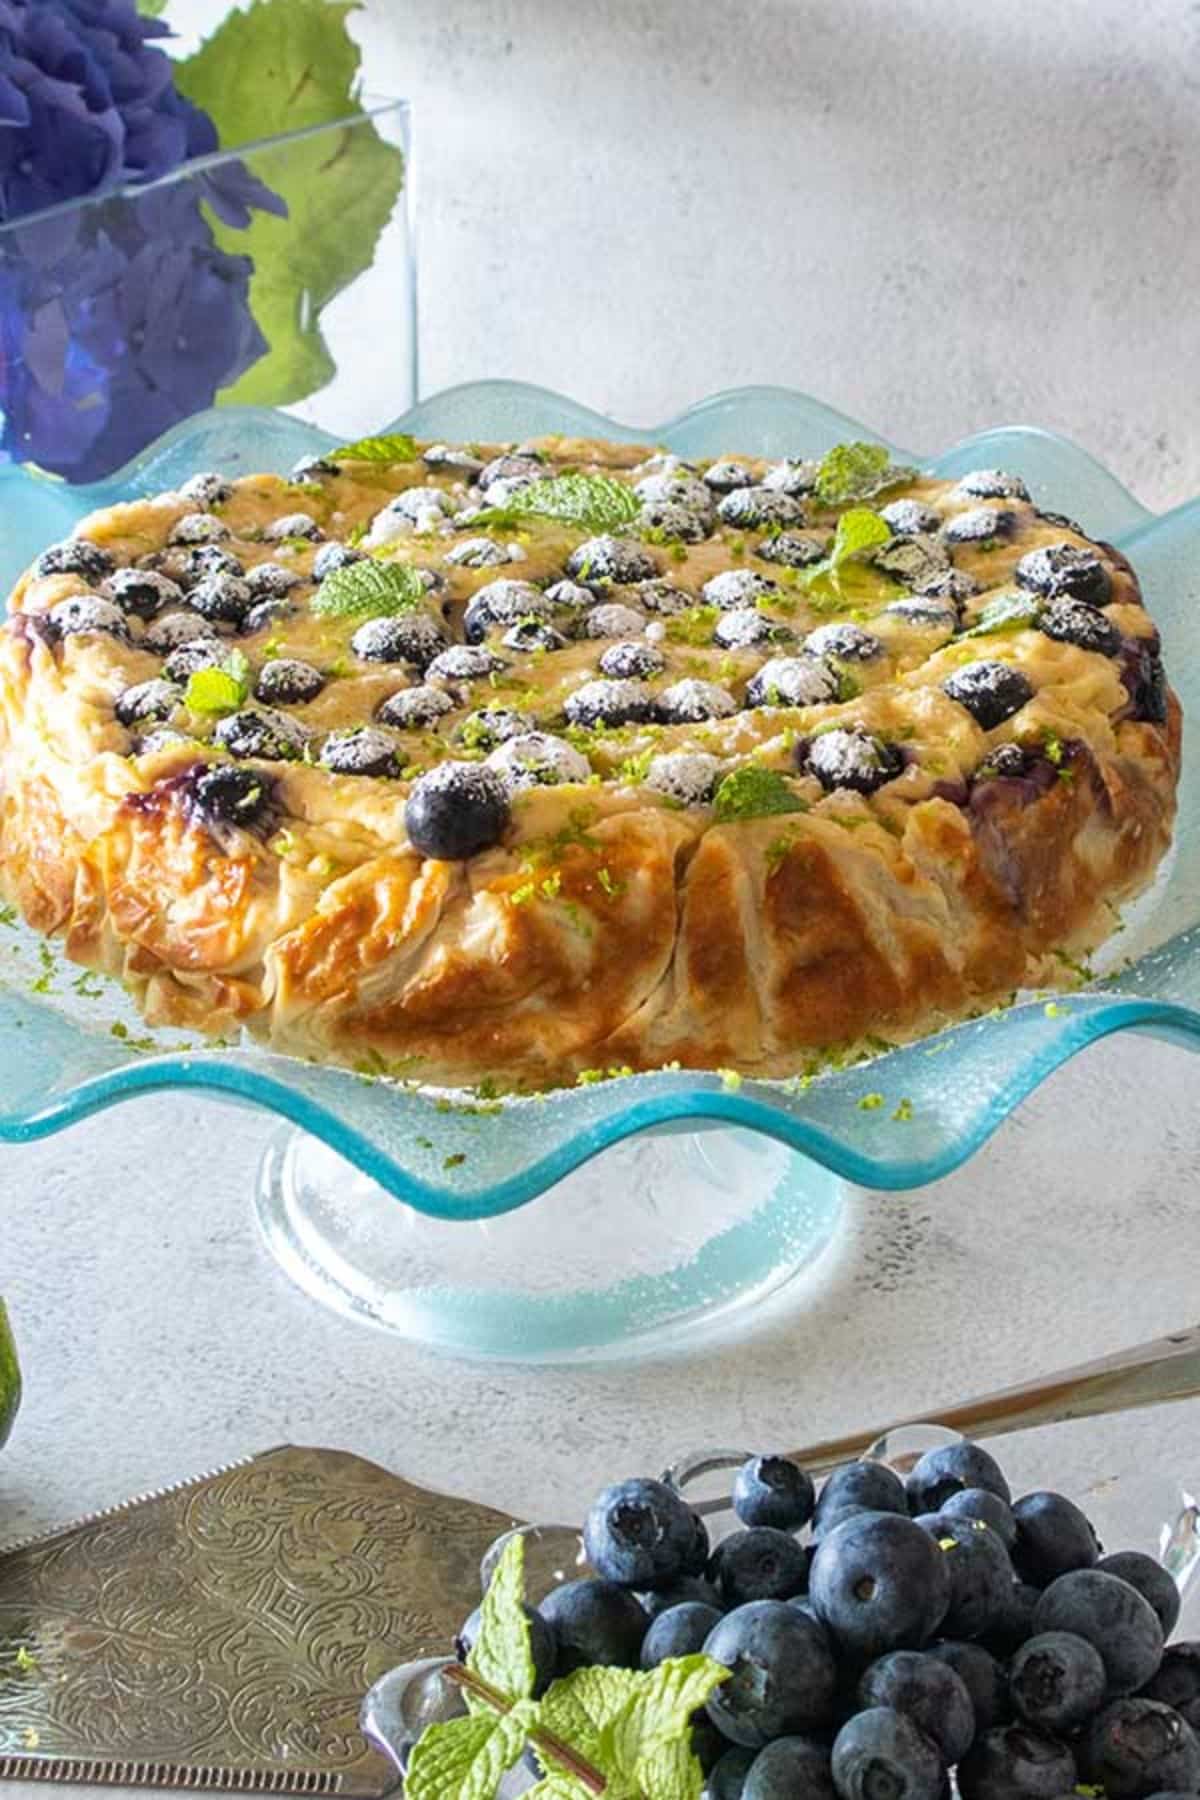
[1,381,1196,1219]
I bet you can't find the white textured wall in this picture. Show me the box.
[342,0,1200,507]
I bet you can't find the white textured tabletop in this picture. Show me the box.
[2,1027,1199,1796]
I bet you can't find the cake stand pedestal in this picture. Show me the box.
[253,1124,845,1361]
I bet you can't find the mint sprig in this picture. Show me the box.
[800,506,892,595]
[405,1534,728,1800]
[332,432,419,463]
[184,649,250,716]
[310,558,427,618]
[474,474,641,534]
[961,591,1042,637]
[813,441,918,506]
[714,765,809,823]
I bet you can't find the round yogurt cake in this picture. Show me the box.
[0,435,1180,1088]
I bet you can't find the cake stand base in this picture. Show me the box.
[253,1124,846,1361]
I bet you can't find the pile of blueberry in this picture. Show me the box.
[460,1442,1200,1799]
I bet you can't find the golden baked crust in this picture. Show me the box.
[0,437,1180,1088]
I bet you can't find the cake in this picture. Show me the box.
[0,434,1179,1088]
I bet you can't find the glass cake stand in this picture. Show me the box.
[2,383,1199,1359]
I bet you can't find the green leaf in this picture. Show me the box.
[175,0,405,408]
[630,1737,706,1799]
[713,765,808,823]
[468,1534,538,1704]
[538,1664,642,1768]
[801,506,892,594]
[334,433,419,464]
[608,1656,729,1779]
[310,559,428,619]
[813,442,918,506]
[185,650,250,716]
[476,474,641,534]
[961,590,1042,637]
[403,1706,533,1800]
[139,0,168,13]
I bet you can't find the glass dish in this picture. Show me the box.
[2,383,1198,1357]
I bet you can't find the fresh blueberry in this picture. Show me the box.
[464,579,555,642]
[716,1529,813,1607]
[263,510,324,542]
[831,1707,943,1800]
[880,499,942,537]
[756,531,828,568]
[733,1456,816,1533]
[583,1477,701,1591]
[801,728,905,795]
[214,708,308,762]
[746,655,839,709]
[46,596,130,643]
[941,506,1017,544]
[913,566,980,605]
[942,660,1034,729]
[245,560,302,600]
[445,536,514,569]
[179,471,232,507]
[917,1515,1016,1639]
[1118,639,1169,725]
[502,619,569,653]
[478,452,545,493]
[169,512,231,546]
[704,1601,838,1747]
[351,613,447,669]
[600,640,666,679]
[804,623,884,662]
[1011,1492,1100,1587]
[714,607,778,650]
[958,1724,1078,1800]
[426,644,508,684]
[940,1489,1018,1550]
[188,573,254,628]
[629,577,697,616]
[34,537,116,581]
[544,579,596,611]
[1080,1700,1200,1800]
[457,708,530,751]
[456,1601,557,1697]
[312,542,365,582]
[635,471,714,513]
[244,600,296,635]
[584,602,648,639]
[163,639,226,683]
[907,1443,1012,1514]
[1033,1569,1163,1695]
[101,567,183,620]
[809,1512,950,1661]
[955,470,1031,501]
[254,659,325,706]
[538,1578,647,1672]
[857,1649,976,1762]
[763,458,819,496]
[376,685,455,730]
[1144,1645,1200,1730]
[486,733,590,790]
[638,1574,721,1620]
[319,728,403,778]
[180,543,244,584]
[566,535,658,585]
[692,1713,731,1777]
[1015,544,1111,606]
[745,1735,836,1800]
[874,534,952,587]
[1038,598,1121,656]
[814,1462,909,1526]
[564,678,656,728]
[643,751,723,806]
[656,678,738,723]
[640,1602,724,1669]
[928,1640,1010,1732]
[405,761,511,859]
[135,727,193,756]
[980,1580,1041,1657]
[1009,1630,1107,1732]
[710,1746,758,1799]
[638,499,712,541]
[185,763,274,831]
[718,488,806,529]
[115,680,182,728]
[1098,1553,1182,1641]
[704,458,755,493]
[702,569,778,610]
[812,1503,881,1543]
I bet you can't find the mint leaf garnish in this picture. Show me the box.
[333,432,419,463]
[404,1706,533,1800]
[185,649,250,716]
[468,1535,537,1703]
[476,474,641,534]
[962,591,1042,637]
[714,765,808,823]
[609,1655,730,1775]
[310,558,427,618]
[814,442,918,506]
[801,506,892,594]
[537,1664,642,1767]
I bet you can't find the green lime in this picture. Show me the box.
[0,1302,22,1450]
